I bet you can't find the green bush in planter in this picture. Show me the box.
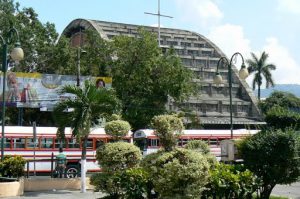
[0,155,26,178]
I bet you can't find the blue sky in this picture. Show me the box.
[17,0,300,85]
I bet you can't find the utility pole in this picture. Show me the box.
[145,0,173,46]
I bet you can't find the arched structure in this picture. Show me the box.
[62,18,264,128]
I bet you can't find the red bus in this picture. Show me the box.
[0,126,132,177]
[133,129,259,160]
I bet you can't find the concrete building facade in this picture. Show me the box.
[62,19,264,128]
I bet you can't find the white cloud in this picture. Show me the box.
[277,0,300,14]
[207,24,251,57]
[176,0,223,28]
[262,37,300,84]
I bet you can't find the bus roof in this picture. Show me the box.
[134,129,260,138]
[1,126,132,138]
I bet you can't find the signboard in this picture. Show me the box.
[0,72,112,110]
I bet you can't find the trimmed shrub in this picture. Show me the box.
[142,148,210,199]
[105,120,131,140]
[96,142,142,172]
[185,140,210,154]
[0,155,26,178]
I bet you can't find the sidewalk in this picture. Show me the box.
[10,190,105,199]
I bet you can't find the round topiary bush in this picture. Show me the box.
[96,142,142,172]
[142,148,210,198]
[105,120,131,140]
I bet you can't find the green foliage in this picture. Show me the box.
[111,29,196,130]
[0,155,26,178]
[239,129,300,199]
[53,80,121,140]
[265,105,300,130]
[260,91,300,114]
[142,148,210,199]
[151,114,184,151]
[105,120,131,141]
[246,51,276,100]
[119,167,149,199]
[90,168,149,199]
[96,142,142,173]
[90,172,122,198]
[185,140,210,154]
[202,163,260,199]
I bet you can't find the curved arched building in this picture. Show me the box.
[62,19,264,129]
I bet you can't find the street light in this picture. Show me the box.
[213,52,248,139]
[1,27,24,161]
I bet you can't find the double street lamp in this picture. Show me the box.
[1,28,24,161]
[213,52,248,139]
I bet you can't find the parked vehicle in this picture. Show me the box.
[1,126,132,177]
[134,129,259,160]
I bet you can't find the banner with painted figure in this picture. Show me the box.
[0,72,112,109]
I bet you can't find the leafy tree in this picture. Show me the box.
[53,80,121,193]
[142,148,210,199]
[151,114,184,152]
[265,105,300,130]
[111,29,196,130]
[239,129,300,199]
[0,0,66,73]
[260,91,300,114]
[246,51,276,100]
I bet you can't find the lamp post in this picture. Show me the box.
[213,52,248,139]
[1,28,24,161]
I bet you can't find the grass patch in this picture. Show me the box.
[270,196,289,199]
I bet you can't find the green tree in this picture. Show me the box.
[53,80,121,193]
[0,0,67,73]
[259,91,300,114]
[151,114,184,152]
[265,105,300,130]
[239,129,300,199]
[111,29,196,130]
[246,51,276,100]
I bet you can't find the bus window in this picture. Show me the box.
[41,138,53,149]
[96,139,105,149]
[209,139,217,145]
[54,138,67,148]
[68,138,80,149]
[182,139,189,146]
[4,138,12,148]
[149,139,159,147]
[86,138,93,149]
[134,138,147,150]
[26,137,39,148]
[13,138,26,148]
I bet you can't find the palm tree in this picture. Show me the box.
[246,51,276,100]
[53,80,121,192]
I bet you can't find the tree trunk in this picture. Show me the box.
[258,84,261,101]
[81,138,87,193]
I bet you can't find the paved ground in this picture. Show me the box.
[12,190,105,199]
[8,182,300,199]
[272,182,300,199]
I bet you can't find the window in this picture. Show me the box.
[26,137,38,148]
[148,139,159,147]
[13,138,26,148]
[4,138,12,148]
[54,138,67,149]
[68,138,79,149]
[96,139,105,149]
[86,138,93,149]
[41,138,53,149]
